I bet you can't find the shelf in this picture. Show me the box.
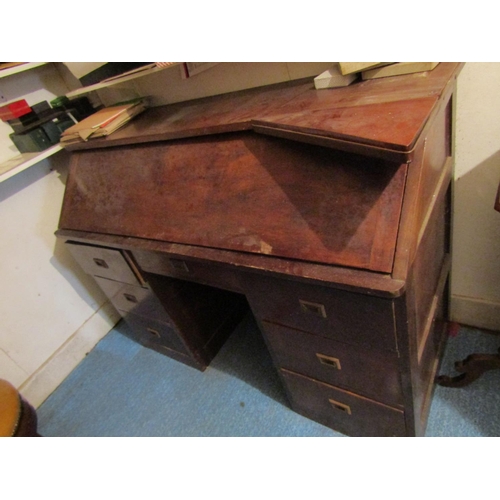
[66,63,182,98]
[0,144,63,183]
[0,63,180,183]
[0,63,48,79]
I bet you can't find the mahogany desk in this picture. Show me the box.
[56,63,463,436]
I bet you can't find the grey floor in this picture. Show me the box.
[37,313,500,437]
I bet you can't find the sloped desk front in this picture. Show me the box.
[56,63,462,436]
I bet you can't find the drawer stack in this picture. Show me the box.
[93,276,189,356]
[66,242,248,370]
[243,274,406,437]
[65,242,198,366]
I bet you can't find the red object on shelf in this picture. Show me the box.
[0,99,32,121]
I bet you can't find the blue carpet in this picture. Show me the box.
[37,314,500,437]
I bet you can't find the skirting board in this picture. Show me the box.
[18,300,121,408]
[450,294,500,332]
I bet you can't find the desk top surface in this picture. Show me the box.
[66,63,462,160]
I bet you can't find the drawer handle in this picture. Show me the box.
[170,259,190,273]
[146,328,161,339]
[93,258,109,269]
[123,293,138,303]
[316,353,341,370]
[329,399,351,415]
[299,299,326,318]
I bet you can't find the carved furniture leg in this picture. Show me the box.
[436,348,500,387]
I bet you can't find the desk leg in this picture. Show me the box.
[436,348,500,387]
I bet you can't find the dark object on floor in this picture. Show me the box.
[436,347,500,387]
[0,379,39,437]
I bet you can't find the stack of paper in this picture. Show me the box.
[361,62,440,80]
[60,100,146,145]
[338,62,393,75]
[314,63,441,90]
[314,65,358,89]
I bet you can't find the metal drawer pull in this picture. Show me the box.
[329,399,351,415]
[170,259,190,273]
[93,258,109,269]
[316,353,341,370]
[146,328,161,339]
[299,299,326,318]
[123,293,138,303]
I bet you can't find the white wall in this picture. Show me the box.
[450,62,500,330]
[0,65,120,407]
[94,62,333,106]
[0,153,121,406]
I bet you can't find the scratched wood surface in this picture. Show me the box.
[65,63,462,157]
[60,132,407,273]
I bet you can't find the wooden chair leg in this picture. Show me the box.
[436,347,500,388]
[14,397,40,437]
[0,379,39,437]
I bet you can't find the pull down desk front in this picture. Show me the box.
[57,63,463,436]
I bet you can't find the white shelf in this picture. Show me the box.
[0,62,48,79]
[66,63,181,98]
[0,144,63,183]
[0,63,180,184]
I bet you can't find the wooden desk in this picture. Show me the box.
[56,63,463,436]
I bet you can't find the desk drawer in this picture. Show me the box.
[262,321,403,406]
[132,250,243,293]
[124,313,188,355]
[94,277,172,324]
[244,274,397,352]
[66,242,142,285]
[281,370,406,437]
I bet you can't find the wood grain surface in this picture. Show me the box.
[60,132,407,272]
[65,63,462,159]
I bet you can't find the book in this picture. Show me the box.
[60,100,146,144]
[361,62,440,80]
[314,64,357,89]
[338,62,393,75]
[0,99,32,121]
[88,103,146,138]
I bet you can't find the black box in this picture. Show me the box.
[68,97,95,120]
[51,96,95,121]
[7,112,38,132]
[8,109,69,135]
[31,101,51,115]
[10,127,55,153]
[40,114,75,143]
